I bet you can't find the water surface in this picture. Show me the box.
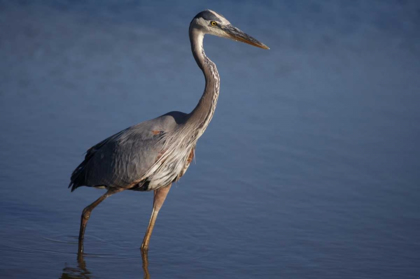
[0,1,419,278]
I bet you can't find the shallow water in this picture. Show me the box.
[1,1,420,278]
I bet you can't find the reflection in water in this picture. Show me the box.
[141,251,151,279]
[59,250,151,279]
[60,253,91,279]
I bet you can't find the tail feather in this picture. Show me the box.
[69,128,125,192]
[69,161,87,192]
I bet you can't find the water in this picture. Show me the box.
[0,0,419,278]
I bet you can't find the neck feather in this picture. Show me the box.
[187,28,220,138]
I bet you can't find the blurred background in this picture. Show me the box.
[0,0,419,278]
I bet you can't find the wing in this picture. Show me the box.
[69,111,187,191]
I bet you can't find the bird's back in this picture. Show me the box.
[69,111,189,191]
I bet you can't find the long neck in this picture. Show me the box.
[187,28,220,137]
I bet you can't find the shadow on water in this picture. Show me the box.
[60,250,151,279]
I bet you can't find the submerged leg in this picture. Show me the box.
[141,249,150,279]
[141,184,172,251]
[78,188,123,253]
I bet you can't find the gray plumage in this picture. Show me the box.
[70,111,189,191]
[69,9,269,253]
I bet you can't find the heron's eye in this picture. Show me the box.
[210,21,217,26]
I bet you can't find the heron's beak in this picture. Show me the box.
[222,25,269,50]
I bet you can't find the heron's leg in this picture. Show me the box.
[78,188,123,253]
[141,249,150,279]
[141,184,172,251]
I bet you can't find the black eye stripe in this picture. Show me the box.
[194,10,220,21]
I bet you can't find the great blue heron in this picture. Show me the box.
[69,9,269,253]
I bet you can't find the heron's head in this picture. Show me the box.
[190,10,269,50]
